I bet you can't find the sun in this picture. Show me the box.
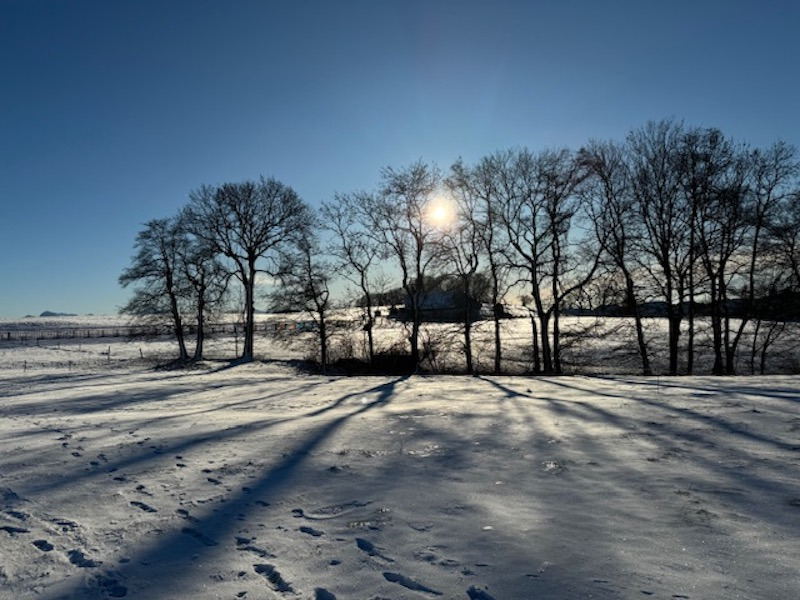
[427,200,454,228]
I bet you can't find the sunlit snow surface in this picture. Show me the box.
[1,324,800,598]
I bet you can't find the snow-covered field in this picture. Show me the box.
[4,312,799,376]
[1,318,800,599]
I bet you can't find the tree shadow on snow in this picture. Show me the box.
[42,376,408,599]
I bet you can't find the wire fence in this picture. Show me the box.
[0,319,322,344]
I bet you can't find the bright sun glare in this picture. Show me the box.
[428,201,453,227]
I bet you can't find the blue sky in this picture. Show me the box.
[2,0,799,318]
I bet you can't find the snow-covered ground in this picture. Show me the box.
[2,339,800,599]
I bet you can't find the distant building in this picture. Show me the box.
[400,290,483,323]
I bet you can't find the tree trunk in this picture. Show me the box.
[687,207,696,375]
[624,272,651,376]
[193,289,205,360]
[319,310,328,374]
[708,274,724,375]
[242,262,256,361]
[529,311,540,374]
[409,296,421,370]
[167,286,188,361]
[750,318,761,375]
[539,312,552,374]
[493,305,502,374]
[464,317,474,375]
[552,308,562,375]
[365,308,375,365]
[721,271,736,375]
[531,279,551,373]
[173,315,188,360]
[491,266,502,374]
[724,321,736,375]
[363,273,376,364]
[462,276,474,374]
[665,273,680,376]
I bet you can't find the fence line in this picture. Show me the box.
[0,319,322,343]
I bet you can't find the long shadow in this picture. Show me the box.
[472,375,800,594]
[343,376,642,599]
[600,374,800,403]
[48,376,407,599]
[0,368,218,405]
[0,370,316,417]
[542,377,799,453]
[533,377,800,530]
[475,375,530,400]
[4,377,395,500]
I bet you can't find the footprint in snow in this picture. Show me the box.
[130,501,157,513]
[181,527,217,547]
[253,563,293,593]
[238,544,274,558]
[68,549,101,568]
[356,538,394,562]
[236,537,275,559]
[299,526,324,537]
[54,518,79,531]
[383,572,441,596]
[0,525,29,536]
[33,539,54,552]
[467,585,497,600]
[175,508,198,523]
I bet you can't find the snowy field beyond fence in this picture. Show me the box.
[2,313,799,376]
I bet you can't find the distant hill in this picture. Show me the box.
[39,311,78,317]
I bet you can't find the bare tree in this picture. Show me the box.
[579,140,652,375]
[498,148,594,374]
[271,226,332,372]
[540,150,598,374]
[493,149,548,372]
[736,142,800,373]
[440,170,482,374]
[320,191,383,364]
[628,119,689,375]
[676,128,744,374]
[119,217,189,361]
[449,157,511,374]
[366,161,442,370]
[175,212,230,360]
[772,189,800,287]
[185,177,310,361]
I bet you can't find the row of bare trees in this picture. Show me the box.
[321,119,800,376]
[578,121,799,375]
[120,177,316,363]
[121,118,800,374]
